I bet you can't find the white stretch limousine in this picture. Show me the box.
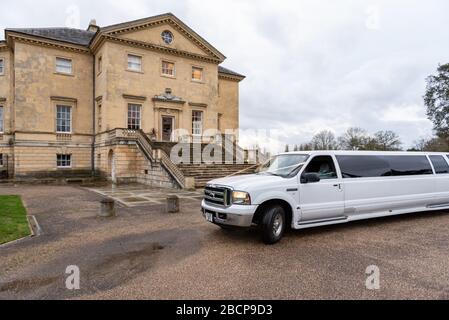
[201,151,449,244]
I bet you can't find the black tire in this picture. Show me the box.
[260,205,286,244]
[219,224,234,231]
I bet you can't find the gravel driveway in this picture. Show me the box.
[1,184,449,300]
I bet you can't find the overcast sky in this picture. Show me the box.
[2,0,448,151]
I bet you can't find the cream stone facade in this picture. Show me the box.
[0,13,245,186]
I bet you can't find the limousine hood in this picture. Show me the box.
[207,173,284,190]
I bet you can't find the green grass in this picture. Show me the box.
[0,196,31,245]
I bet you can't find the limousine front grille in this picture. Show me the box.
[204,185,232,207]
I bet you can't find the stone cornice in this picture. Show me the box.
[123,94,147,101]
[0,41,9,52]
[50,96,78,103]
[100,34,221,64]
[152,96,186,104]
[14,130,92,137]
[154,106,183,112]
[218,73,245,82]
[100,14,226,62]
[6,32,91,54]
[188,102,208,108]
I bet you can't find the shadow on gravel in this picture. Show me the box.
[0,228,202,299]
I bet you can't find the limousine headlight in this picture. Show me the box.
[232,191,251,205]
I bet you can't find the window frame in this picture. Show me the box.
[161,60,176,77]
[97,103,102,132]
[191,66,204,82]
[161,30,174,45]
[127,54,142,73]
[56,105,72,134]
[127,103,142,130]
[55,57,73,75]
[0,105,4,133]
[0,58,5,76]
[192,110,203,136]
[56,154,72,168]
[97,56,103,74]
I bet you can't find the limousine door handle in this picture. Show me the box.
[333,184,343,190]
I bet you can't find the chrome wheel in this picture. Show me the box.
[272,212,283,237]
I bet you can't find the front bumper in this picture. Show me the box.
[201,200,258,228]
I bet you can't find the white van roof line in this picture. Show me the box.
[279,150,448,156]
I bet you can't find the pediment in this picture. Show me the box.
[101,13,225,62]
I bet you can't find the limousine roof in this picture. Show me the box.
[280,150,448,156]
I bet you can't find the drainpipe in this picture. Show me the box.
[91,55,96,176]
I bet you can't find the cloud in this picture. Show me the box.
[2,0,448,152]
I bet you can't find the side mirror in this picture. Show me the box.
[301,172,321,184]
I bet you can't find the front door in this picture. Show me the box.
[162,116,174,142]
[299,155,345,223]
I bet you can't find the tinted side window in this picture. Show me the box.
[430,155,449,174]
[387,156,433,176]
[337,155,433,178]
[336,156,391,178]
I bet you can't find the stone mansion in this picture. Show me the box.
[0,13,255,188]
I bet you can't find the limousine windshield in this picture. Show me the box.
[258,154,309,178]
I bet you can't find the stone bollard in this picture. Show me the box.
[184,177,196,191]
[166,195,180,213]
[99,198,116,217]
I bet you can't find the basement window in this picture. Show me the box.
[57,154,72,168]
[56,57,73,74]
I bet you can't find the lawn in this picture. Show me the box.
[0,195,31,245]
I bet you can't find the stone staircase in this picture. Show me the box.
[170,141,259,188]
[178,163,258,188]
[114,129,262,190]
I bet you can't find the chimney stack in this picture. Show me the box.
[88,19,99,32]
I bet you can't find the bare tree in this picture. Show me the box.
[338,127,370,150]
[298,143,313,151]
[412,136,449,152]
[311,130,338,150]
[372,130,402,151]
